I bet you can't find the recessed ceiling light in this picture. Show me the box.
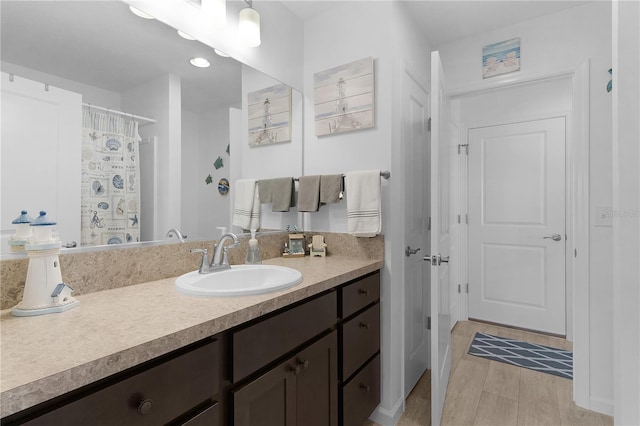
[214,48,229,57]
[177,30,196,40]
[129,6,154,20]
[190,57,211,68]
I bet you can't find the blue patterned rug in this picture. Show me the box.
[468,332,573,379]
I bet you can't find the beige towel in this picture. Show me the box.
[272,178,295,212]
[232,179,260,230]
[259,178,296,212]
[258,179,273,203]
[345,170,381,237]
[320,174,343,204]
[297,175,321,212]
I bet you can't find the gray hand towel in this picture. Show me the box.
[297,175,321,212]
[258,179,274,203]
[320,174,343,204]
[272,177,295,212]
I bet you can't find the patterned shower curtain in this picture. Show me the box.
[81,109,141,246]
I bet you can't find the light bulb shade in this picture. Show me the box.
[239,7,261,47]
[201,0,226,28]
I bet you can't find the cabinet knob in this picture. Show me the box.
[359,322,370,329]
[297,358,309,369]
[358,288,369,296]
[289,365,301,376]
[137,398,153,415]
[360,384,371,392]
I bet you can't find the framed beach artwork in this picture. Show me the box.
[314,57,374,136]
[482,38,521,79]
[248,83,292,147]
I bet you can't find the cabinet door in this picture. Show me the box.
[233,331,337,426]
[296,332,338,426]
[232,360,297,426]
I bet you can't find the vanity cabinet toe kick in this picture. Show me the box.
[3,270,381,426]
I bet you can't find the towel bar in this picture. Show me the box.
[294,170,390,181]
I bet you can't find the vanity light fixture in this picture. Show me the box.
[201,0,226,28]
[214,48,230,57]
[190,57,211,68]
[238,0,261,47]
[177,30,197,40]
[128,5,154,19]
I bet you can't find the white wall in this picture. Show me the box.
[302,2,431,423]
[437,1,613,414]
[234,65,303,233]
[0,61,122,109]
[182,106,232,240]
[181,110,200,240]
[122,74,182,241]
[612,1,640,424]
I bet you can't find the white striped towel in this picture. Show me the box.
[345,170,381,237]
[232,179,260,230]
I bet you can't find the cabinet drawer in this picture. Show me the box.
[232,291,337,382]
[342,302,380,380]
[342,354,380,426]
[25,339,219,426]
[341,272,380,318]
[180,401,219,426]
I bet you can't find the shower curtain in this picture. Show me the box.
[80,109,141,246]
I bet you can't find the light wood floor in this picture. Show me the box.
[365,320,613,426]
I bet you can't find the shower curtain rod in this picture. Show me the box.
[82,103,157,124]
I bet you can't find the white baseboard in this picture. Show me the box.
[368,396,404,426]
[589,396,614,417]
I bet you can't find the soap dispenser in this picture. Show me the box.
[245,229,262,264]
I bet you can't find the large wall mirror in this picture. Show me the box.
[0,1,303,256]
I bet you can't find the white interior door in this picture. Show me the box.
[428,51,452,426]
[403,70,430,398]
[1,72,81,250]
[468,117,566,335]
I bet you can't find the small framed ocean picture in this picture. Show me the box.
[482,38,521,79]
[248,83,292,147]
[314,57,374,137]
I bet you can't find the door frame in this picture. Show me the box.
[449,62,591,409]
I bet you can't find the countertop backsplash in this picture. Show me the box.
[0,232,383,310]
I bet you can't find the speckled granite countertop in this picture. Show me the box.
[0,255,383,418]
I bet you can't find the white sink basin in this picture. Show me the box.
[175,265,303,297]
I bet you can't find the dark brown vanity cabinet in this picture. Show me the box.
[229,270,381,426]
[230,291,338,426]
[4,270,381,426]
[232,331,338,426]
[11,338,222,426]
[339,271,381,426]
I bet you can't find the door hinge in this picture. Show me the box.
[466,283,469,293]
[466,213,469,224]
[427,117,432,132]
[427,316,431,330]
[457,144,469,155]
[575,248,577,258]
[457,214,461,224]
[428,217,431,231]
[457,284,461,293]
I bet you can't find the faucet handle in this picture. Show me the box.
[220,247,231,266]
[190,248,210,273]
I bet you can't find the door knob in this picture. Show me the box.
[423,254,449,265]
[405,246,421,257]
[543,234,562,241]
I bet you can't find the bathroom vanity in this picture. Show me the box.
[0,256,382,426]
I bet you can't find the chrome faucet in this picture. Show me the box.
[190,232,239,274]
[166,228,185,242]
